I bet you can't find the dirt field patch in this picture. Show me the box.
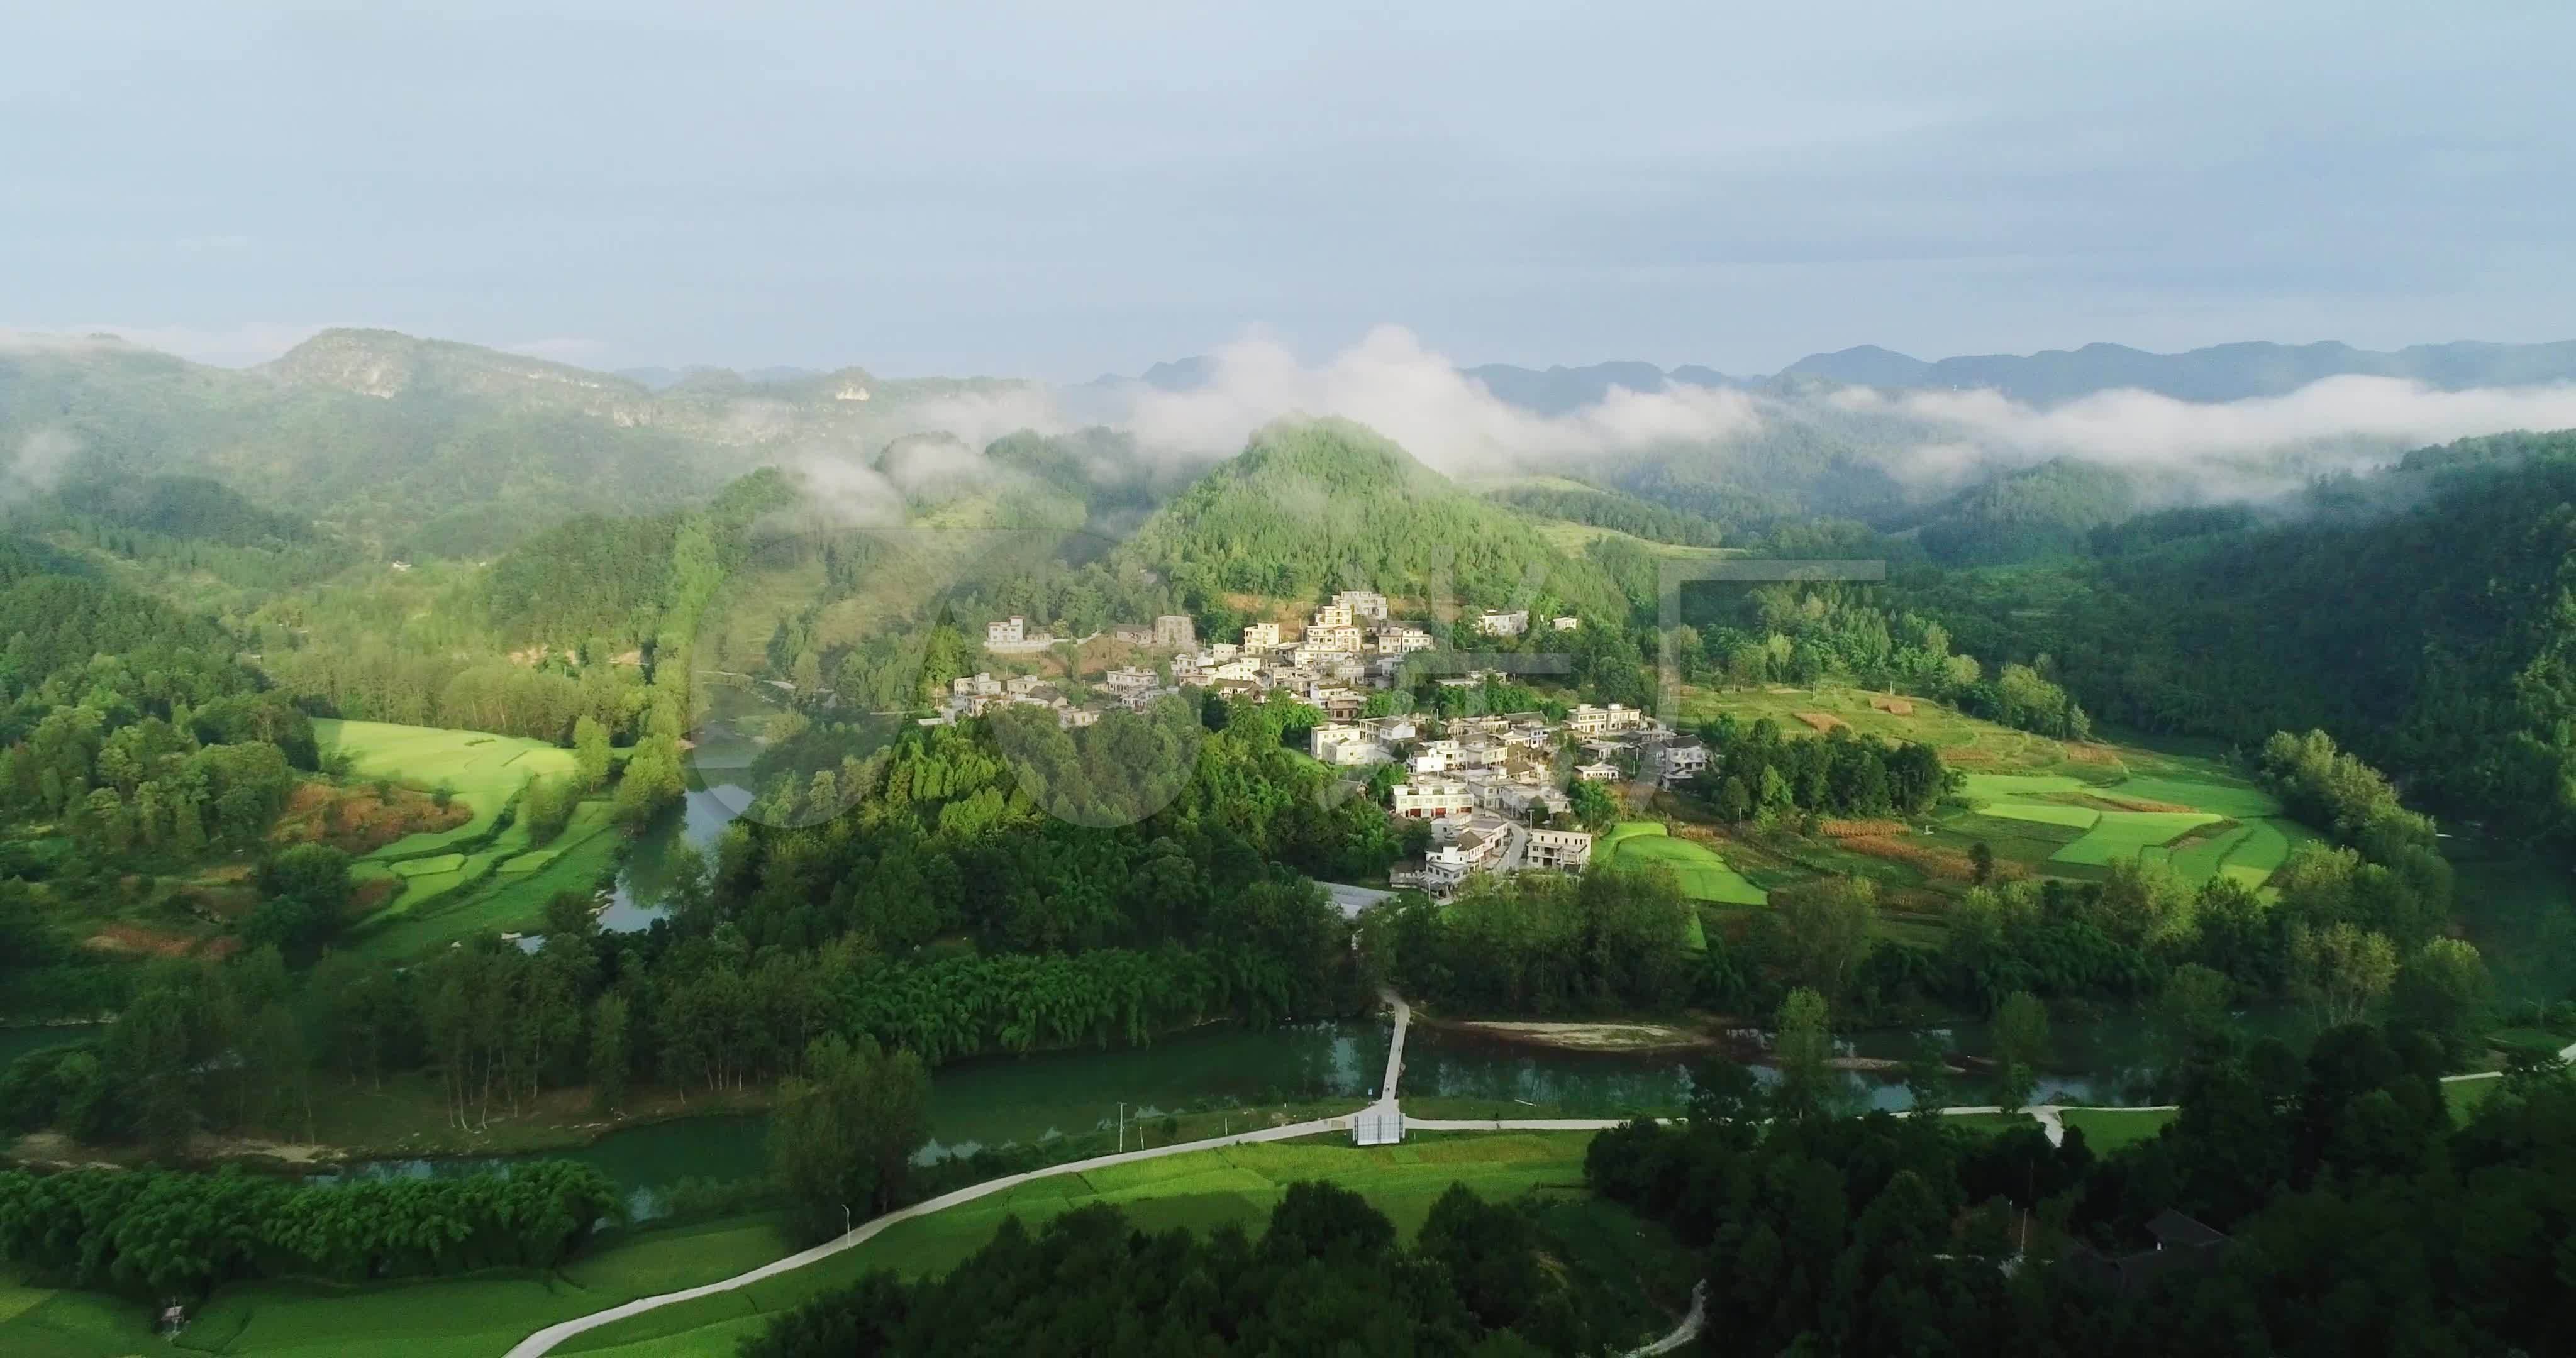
[1868,697,1915,715]
[2063,742,2123,765]
[1842,836,2001,881]
[272,780,471,855]
[2090,794,2198,814]
[1821,819,1912,839]
[1794,711,1848,732]
[84,924,201,957]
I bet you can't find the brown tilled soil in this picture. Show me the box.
[2064,742,2123,765]
[1794,711,1849,732]
[1869,697,1915,715]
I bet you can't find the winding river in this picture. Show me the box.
[259,746,2576,1219]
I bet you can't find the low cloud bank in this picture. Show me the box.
[1845,375,2576,486]
[1118,326,1765,475]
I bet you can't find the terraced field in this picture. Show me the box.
[314,719,622,961]
[1599,822,1768,905]
[1679,684,2324,894]
[1947,761,2309,891]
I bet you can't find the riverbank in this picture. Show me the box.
[1440,1017,1723,1054]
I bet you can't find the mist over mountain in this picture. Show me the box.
[1126,337,2576,414]
[16,323,2576,573]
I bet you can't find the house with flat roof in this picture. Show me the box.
[1392,780,1477,819]
[1525,828,1593,871]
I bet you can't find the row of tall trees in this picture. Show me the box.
[0,1160,618,1298]
[1366,868,1701,1015]
[1689,715,1955,822]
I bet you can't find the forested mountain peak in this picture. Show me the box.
[1214,417,1457,496]
[1119,419,1628,614]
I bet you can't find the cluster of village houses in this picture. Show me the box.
[933,590,1707,898]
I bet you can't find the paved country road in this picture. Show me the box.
[1321,881,1394,918]
[501,1112,1352,1357]
[507,991,1423,1357]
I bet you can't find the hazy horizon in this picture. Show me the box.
[9,3,2575,380]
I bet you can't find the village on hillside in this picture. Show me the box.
[930,589,1709,899]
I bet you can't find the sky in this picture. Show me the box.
[6,3,2573,380]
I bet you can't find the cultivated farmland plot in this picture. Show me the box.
[1947,752,2311,890]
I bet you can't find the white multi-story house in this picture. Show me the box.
[1574,761,1622,782]
[1452,737,1508,770]
[1310,624,1363,653]
[1552,616,1580,631]
[1153,615,1197,649]
[1104,666,1158,695]
[1311,602,1353,629]
[1335,590,1390,621]
[1566,703,1648,737]
[1243,622,1280,650]
[987,617,1026,646]
[1309,722,1392,766]
[1475,610,1530,636]
[1408,739,1459,775]
[1525,829,1593,871]
[1360,715,1420,744]
[1373,626,1434,654]
[1656,741,1710,785]
[953,673,1004,697]
[1392,780,1477,819]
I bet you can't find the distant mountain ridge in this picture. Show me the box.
[1114,338,2576,414]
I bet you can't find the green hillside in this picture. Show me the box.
[1119,418,1633,618]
